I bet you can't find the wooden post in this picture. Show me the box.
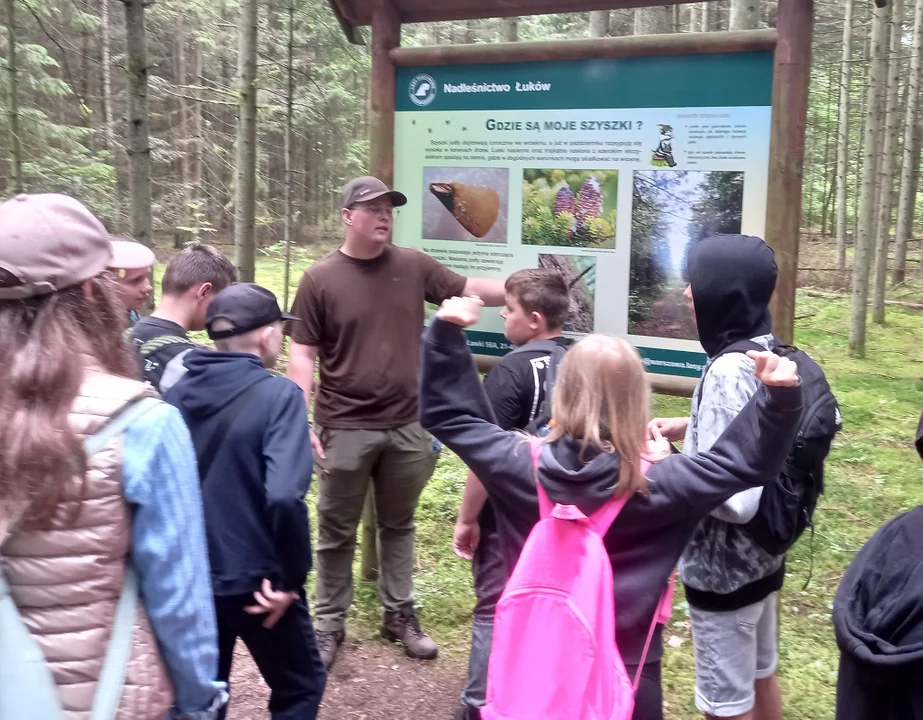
[361,0,400,582]
[765,0,813,344]
[368,0,399,186]
[360,490,378,581]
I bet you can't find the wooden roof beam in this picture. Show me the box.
[390,28,777,66]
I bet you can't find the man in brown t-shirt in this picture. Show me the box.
[288,176,504,668]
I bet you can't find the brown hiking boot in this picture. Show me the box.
[316,629,345,669]
[380,610,438,660]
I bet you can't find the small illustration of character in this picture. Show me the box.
[652,124,677,167]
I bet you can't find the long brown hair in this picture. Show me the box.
[545,334,650,497]
[0,274,136,522]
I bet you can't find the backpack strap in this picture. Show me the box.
[633,570,677,693]
[695,338,770,407]
[529,438,640,534]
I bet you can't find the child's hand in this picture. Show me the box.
[437,295,484,327]
[747,350,799,387]
[649,417,688,443]
[452,519,481,560]
[642,423,672,463]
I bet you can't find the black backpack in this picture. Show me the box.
[506,339,569,436]
[697,338,842,557]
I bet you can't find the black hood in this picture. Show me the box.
[833,506,923,682]
[167,349,269,419]
[536,436,621,515]
[687,235,777,357]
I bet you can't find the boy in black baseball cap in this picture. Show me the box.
[165,283,326,719]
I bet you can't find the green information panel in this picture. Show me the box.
[392,52,774,377]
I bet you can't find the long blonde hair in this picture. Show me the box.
[544,334,650,497]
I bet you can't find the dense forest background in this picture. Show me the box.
[1,0,920,355]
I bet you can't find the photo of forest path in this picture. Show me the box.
[538,254,597,334]
[628,170,744,340]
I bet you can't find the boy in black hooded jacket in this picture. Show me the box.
[653,235,785,720]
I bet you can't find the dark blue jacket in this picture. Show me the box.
[166,350,313,596]
[419,318,802,666]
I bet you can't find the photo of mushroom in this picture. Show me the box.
[422,167,509,243]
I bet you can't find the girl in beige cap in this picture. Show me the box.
[0,193,228,719]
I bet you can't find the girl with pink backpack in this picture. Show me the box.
[419,297,803,720]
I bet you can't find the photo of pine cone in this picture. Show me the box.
[575,175,603,230]
[554,186,576,217]
[522,170,618,249]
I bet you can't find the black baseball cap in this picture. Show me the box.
[206,283,298,340]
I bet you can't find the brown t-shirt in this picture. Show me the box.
[290,245,467,429]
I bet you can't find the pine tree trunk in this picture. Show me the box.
[121,0,153,254]
[729,0,760,29]
[893,0,923,285]
[702,2,712,31]
[872,0,904,323]
[233,0,259,282]
[5,0,23,193]
[689,3,700,31]
[193,37,204,223]
[218,0,233,236]
[177,20,191,242]
[672,4,682,32]
[283,0,295,309]
[101,0,115,155]
[820,70,835,236]
[589,11,610,37]
[501,17,518,42]
[634,6,671,34]
[849,3,889,357]
[835,0,855,272]
[464,19,476,44]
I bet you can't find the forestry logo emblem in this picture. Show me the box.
[409,74,437,107]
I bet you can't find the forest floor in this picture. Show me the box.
[226,635,467,719]
[157,238,923,720]
[630,284,699,340]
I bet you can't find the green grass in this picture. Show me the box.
[156,246,923,717]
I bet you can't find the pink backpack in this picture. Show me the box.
[481,439,675,720]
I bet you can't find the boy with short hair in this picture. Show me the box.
[453,268,572,720]
[166,283,326,720]
[129,243,237,393]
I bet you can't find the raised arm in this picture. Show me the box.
[647,353,803,519]
[463,277,506,306]
[419,307,535,523]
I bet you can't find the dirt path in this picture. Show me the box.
[226,635,468,719]
[630,285,698,341]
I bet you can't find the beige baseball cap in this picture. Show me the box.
[341,176,407,209]
[109,239,156,271]
[0,193,113,300]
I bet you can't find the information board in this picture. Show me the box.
[392,51,773,377]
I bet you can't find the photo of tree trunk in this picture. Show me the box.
[628,170,745,340]
[523,169,618,249]
[538,253,597,334]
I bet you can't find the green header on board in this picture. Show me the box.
[397,52,774,113]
